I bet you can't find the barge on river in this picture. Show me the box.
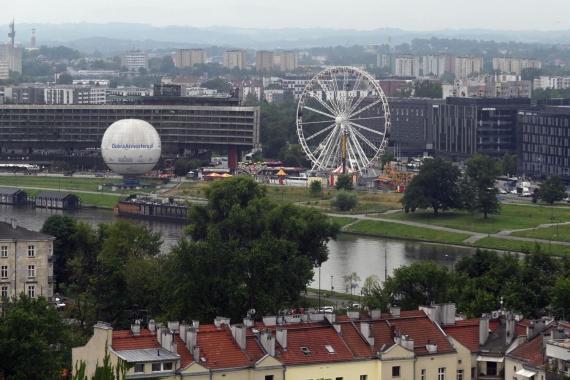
[115,196,189,223]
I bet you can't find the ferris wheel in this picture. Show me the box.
[296,66,390,174]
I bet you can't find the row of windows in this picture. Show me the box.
[0,285,35,298]
[1,245,35,258]
[522,116,570,127]
[133,361,174,373]
[1,265,36,278]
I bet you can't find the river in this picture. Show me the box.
[0,205,475,292]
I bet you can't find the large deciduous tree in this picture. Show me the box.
[464,154,501,219]
[163,176,338,321]
[401,158,461,215]
[539,176,567,205]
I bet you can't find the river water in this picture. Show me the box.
[0,205,475,292]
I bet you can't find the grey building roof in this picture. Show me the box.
[114,348,179,363]
[0,221,54,241]
[0,187,25,196]
[35,191,77,200]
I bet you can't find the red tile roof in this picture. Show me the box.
[508,333,546,367]
[386,316,455,355]
[245,335,265,362]
[111,329,160,351]
[276,325,354,365]
[338,322,373,358]
[444,319,481,352]
[196,327,251,369]
[174,335,194,369]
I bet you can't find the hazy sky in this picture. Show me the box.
[6,0,570,30]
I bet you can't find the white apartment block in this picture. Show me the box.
[281,76,310,99]
[421,55,447,77]
[453,56,483,80]
[0,45,22,74]
[533,76,570,90]
[223,50,246,70]
[255,51,274,72]
[377,54,391,69]
[394,55,420,77]
[121,51,148,72]
[173,49,207,68]
[0,220,54,301]
[274,51,298,72]
[492,57,542,75]
[0,60,8,80]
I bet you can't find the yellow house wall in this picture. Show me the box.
[71,326,112,379]
[448,336,474,380]
[378,344,415,380]
[505,357,546,380]
[415,353,458,380]
[284,360,377,380]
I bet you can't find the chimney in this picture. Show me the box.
[479,314,490,346]
[390,305,401,317]
[231,324,247,350]
[243,317,255,327]
[506,314,515,345]
[192,346,201,362]
[440,303,456,325]
[370,309,381,320]
[192,320,200,329]
[360,322,375,347]
[324,313,336,324]
[179,323,189,343]
[161,329,176,352]
[167,321,180,331]
[426,340,438,354]
[399,335,414,351]
[420,306,438,324]
[214,317,230,328]
[260,330,275,356]
[131,322,141,336]
[347,311,360,319]
[276,327,287,350]
[10,219,16,229]
[148,319,156,334]
[262,316,277,326]
[187,326,198,352]
[332,323,341,334]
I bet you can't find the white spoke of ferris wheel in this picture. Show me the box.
[346,138,362,172]
[350,115,386,122]
[308,92,337,117]
[348,129,369,170]
[351,127,379,151]
[300,119,336,126]
[331,71,343,111]
[320,130,342,170]
[305,123,336,142]
[304,105,336,120]
[345,72,365,113]
[315,76,340,114]
[350,98,384,119]
[349,120,385,136]
[312,127,338,169]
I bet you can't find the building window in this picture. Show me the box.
[457,369,464,380]
[1,246,7,258]
[133,363,144,373]
[28,285,35,298]
[265,376,274,380]
[421,369,426,380]
[392,366,401,377]
[360,376,368,380]
[151,363,161,372]
[335,378,343,380]
[1,286,7,298]
[28,265,35,278]
[438,368,446,380]
[1,265,7,278]
[27,245,35,258]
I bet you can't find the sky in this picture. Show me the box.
[6,0,570,31]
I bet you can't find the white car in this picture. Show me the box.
[54,297,66,310]
[319,306,334,314]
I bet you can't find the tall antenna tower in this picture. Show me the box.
[8,20,15,47]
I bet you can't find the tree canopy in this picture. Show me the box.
[464,154,501,219]
[539,176,567,205]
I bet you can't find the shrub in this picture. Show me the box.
[335,174,354,191]
[333,191,358,211]
[309,180,323,197]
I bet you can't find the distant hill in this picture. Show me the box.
[5,23,570,53]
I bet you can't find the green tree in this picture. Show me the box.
[335,174,354,191]
[413,80,443,98]
[309,180,323,197]
[56,72,73,84]
[551,277,570,319]
[0,296,70,380]
[538,176,567,205]
[279,144,310,167]
[401,158,461,215]
[343,272,361,296]
[41,215,79,290]
[383,262,451,310]
[361,275,387,311]
[201,77,233,94]
[332,191,358,211]
[464,154,501,219]
[380,151,395,170]
[500,153,517,177]
[162,177,338,321]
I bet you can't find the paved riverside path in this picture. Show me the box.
[327,211,570,247]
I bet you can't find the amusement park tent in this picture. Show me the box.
[276,169,287,176]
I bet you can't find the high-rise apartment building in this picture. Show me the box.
[421,55,447,77]
[0,61,8,80]
[377,54,391,70]
[492,58,542,75]
[274,51,298,72]
[453,56,483,80]
[223,50,246,70]
[255,51,274,72]
[173,49,207,68]
[394,55,420,77]
[121,51,148,72]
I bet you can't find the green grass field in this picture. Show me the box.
[511,223,570,243]
[329,216,357,229]
[473,237,570,256]
[0,175,122,191]
[21,187,123,209]
[345,219,470,244]
[385,204,570,234]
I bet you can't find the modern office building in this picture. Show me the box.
[121,51,148,72]
[255,50,274,72]
[453,56,483,80]
[389,97,444,156]
[223,50,246,70]
[0,100,260,170]
[173,49,207,68]
[433,97,530,159]
[492,57,542,75]
[519,105,570,179]
[0,220,54,301]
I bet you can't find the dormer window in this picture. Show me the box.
[300,346,312,355]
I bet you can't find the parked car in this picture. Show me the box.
[319,306,334,314]
[54,296,66,310]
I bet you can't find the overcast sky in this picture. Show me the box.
[6,0,570,31]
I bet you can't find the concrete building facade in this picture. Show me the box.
[173,49,207,68]
[121,51,148,72]
[0,221,54,301]
[394,55,420,77]
[453,56,483,80]
[223,50,246,70]
[255,51,274,72]
[273,51,298,72]
[492,58,542,76]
